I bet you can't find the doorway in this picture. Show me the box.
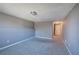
[52,21,64,41]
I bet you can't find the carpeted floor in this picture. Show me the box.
[0,37,69,55]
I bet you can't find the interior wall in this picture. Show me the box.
[0,13,35,48]
[35,21,53,39]
[64,4,79,54]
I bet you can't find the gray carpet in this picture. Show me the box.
[0,37,69,55]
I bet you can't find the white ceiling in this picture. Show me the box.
[0,3,75,22]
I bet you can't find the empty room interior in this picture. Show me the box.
[0,3,79,55]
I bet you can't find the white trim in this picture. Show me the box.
[36,36,52,40]
[0,36,34,51]
[64,40,72,55]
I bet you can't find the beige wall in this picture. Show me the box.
[64,4,79,55]
[0,12,35,48]
[35,21,53,39]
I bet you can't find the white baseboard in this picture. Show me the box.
[35,36,52,40]
[0,36,34,51]
[64,40,72,55]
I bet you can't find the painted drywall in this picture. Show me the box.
[64,4,79,54]
[0,13,35,48]
[35,21,53,39]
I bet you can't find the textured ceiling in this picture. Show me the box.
[0,3,75,22]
